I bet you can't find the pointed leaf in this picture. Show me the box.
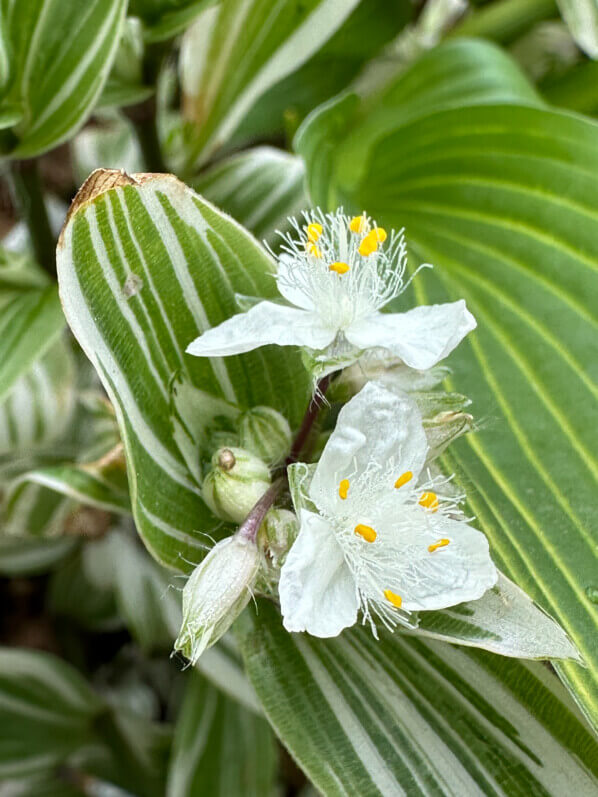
[57,170,310,568]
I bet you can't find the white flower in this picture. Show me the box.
[279,382,497,637]
[186,209,476,372]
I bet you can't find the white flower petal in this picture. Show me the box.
[345,300,476,370]
[276,254,315,310]
[378,508,497,612]
[310,382,427,516]
[279,510,358,637]
[186,301,334,357]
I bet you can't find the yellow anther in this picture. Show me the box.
[349,215,367,233]
[354,523,377,543]
[329,261,350,275]
[394,471,413,489]
[384,589,402,608]
[339,479,350,500]
[306,242,322,258]
[358,229,380,256]
[419,491,439,512]
[374,227,387,243]
[306,222,323,243]
[428,538,450,553]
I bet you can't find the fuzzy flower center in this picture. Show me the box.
[275,209,409,332]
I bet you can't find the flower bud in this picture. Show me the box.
[424,411,474,463]
[238,406,292,465]
[259,508,298,568]
[174,535,259,664]
[202,447,271,523]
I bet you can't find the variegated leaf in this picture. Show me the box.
[57,169,310,569]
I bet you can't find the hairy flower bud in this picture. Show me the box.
[238,406,292,465]
[259,508,299,567]
[174,535,259,664]
[202,447,271,523]
[424,410,474,462]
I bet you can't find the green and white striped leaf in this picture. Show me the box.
[0,535,77,575]
[0,647,170,795]
[57,169,310,569]
[415,573,581,661]
[179,0,362,168]
[193,147,307,248]
[0,0,126,157]
[167,670,277,797]
[0,647,103,779]
[0,336,75,456]
[557,0,598,58]
[0,253,65,406]
[131,0,215,43]
[297,37,598,730]
[238,600,598,796]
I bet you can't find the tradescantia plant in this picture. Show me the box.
[2,1,598,795]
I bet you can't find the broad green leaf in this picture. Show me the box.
[167,670,277,797]
[131,0,216,42]
[0,0,126,157]
[228,0,413,147]
[557,0,598,58]
[179,0,362,168]
[57,169,310,569]
[297,36,598,730]
[193,147,307,248]
[238,600,598,796]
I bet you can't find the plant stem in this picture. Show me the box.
[8,158,56,276]
[238,375,335,541]
[238,477,285,542]
[286,374,333,465]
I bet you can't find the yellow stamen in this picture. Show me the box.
[329,261,350,275]
[374,227,387,243]
[358,229,380,256]
[428,538,450,553]
[306,242,322,258]
[339,479,350,500]
[354,523,377,543]
[419,491,439,512]
[349,215,367,233]
[384,589,402,608]
[306,222,322,243]
[394,470,413,489]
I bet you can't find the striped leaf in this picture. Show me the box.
[0,535,77,575]
[557,0,598,58]
[167,670,277,797]
[0,647,170,795]
[57,169,310,569]
[0,252,66,406]
[179,0,362,168]
[0,336,75,456]
[238,600,598,797]
[0,0,126,157]
[131,0,214,43]
[297,37,598,729]
[193,147,308,248]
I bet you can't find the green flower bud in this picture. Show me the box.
[259,508,298,568]
[238,406,292,465]
[424,411,474,463]
[202,447,271,523]
[174,535,259,664]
